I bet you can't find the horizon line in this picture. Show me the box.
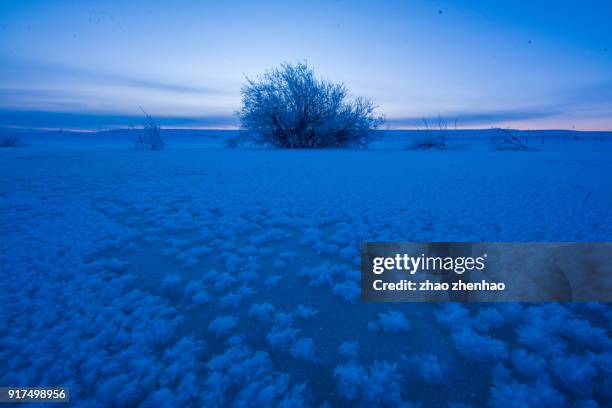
[3,125,612,133]
[2,107,612,132]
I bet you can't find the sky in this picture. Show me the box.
[0,0,611,130]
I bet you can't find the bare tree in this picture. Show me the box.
[238,62,384,148]
[412,115,453,149]
[0,129,20,147]
[133,108,165,150]
[224,137,241,148]
[494,128,528,150]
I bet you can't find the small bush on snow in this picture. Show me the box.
[575,400,602,408]
[302,266,335,287]
[238,269,260,282]
[160,336,204,390]
[265,313,299,350]
[203,345,308,407]
[419,354,446,384]
[299,227,320,245]
[265,275,282,289]
[176,253,199,268]
[222,253,241,272]
[451,328,508,363]
[333,362,366,400]
[368,311,410,334]
[184,280,205,297]
[160,274,182,298]
[516,321,567,357]
[290,338,316,362]
[249,303,276,323]
[279,251,298,261]
[163,246,180,258]
[201,269,220,283]
[560,317,611,352]
[551,353,597,395]
[294,305,318,320]
[517,304,570,356]
[141,389,174,407]
[339,246,359,261]
[447,403,472,408]
[592,351,612,373]
[435,303,471,330]
[81,256,130,274]
[132,110,165,150]
[219,285,255,309]
[208,316,238,337]
[338,341,359,359]
[142,234,159,243]
[0,132,21,147]
[213,272,237,292]
[239,62,383,148]
[121,242,142,253]
[313,241,340,255]
[189,290,210,308]
[332,280,360,303]
[272,259,287,269]
[489,378,566,408]
[226,334,245,347]
[488,363,566,408]
[334,361,405,406]
[166,237,189,248]
[271,311,292,325]
[472,307,506,333]
[495,303,524,322]
[510,348,547,379]
[266,324,300,351]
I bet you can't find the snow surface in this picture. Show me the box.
[1,131,611,407]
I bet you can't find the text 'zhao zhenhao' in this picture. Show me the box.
[361,242,612,302]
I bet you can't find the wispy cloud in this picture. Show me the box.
[0,109,238,129]
[0,58,223,96]
[386,108,564,128]
[1,58,611,130]
[563,80,612,106]
[387,80,612,129]
[0,57,238,123]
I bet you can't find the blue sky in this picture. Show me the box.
[1,0,611,130]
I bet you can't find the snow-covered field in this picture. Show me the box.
[1,131,611,407]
